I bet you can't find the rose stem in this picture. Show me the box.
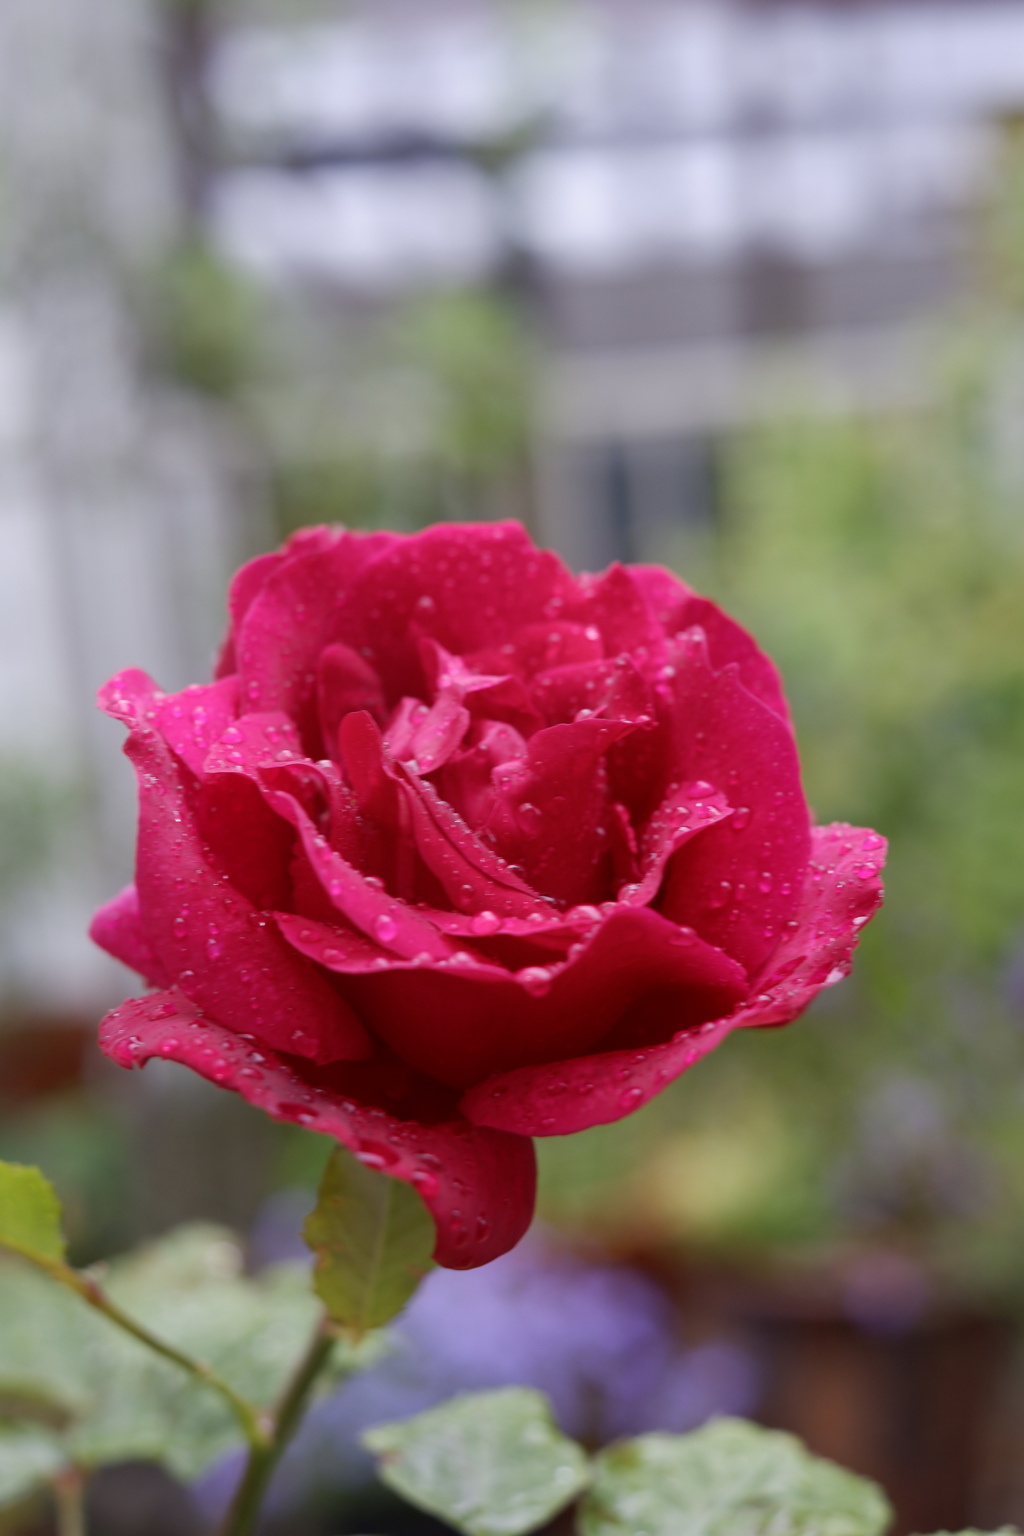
[15,1253,267,1453]
[53,1467,87,1536]
[217,1315,338,1536]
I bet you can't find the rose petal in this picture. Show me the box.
[676,596,791,722]
[292,903,746,1090]
[419,639,543,736]
[127,727,370,1064]
[97,668,164,727]
[562,564,665,662]
[436,721,528,832]
[89,884,170,988]
[629,564,694,627]
[488,716,637,907]
[389,693,471,775]
[214,550,286,677]
[657,627,810,975]
[203,712,305,776]
[461,822,885,1136]
[98,988,536,1270]
[486,621,605,680]
[620,782,734,907]
[149,678,242,778]
[318,642,388,752]
[393,763,547,919]
[236,528,399,739]
[339,522,577,704]
[530,655,653,729]
[268,789,456,962]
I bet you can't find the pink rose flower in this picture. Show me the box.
[93,522,885,1269]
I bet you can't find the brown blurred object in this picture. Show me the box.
[663,1249,1015,1536]
[0,1019,93,1105]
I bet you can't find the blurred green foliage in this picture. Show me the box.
[0,761,73,911]
[541,333,1024,1295]
[271,288,536,538]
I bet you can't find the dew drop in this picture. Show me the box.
[472,910,500,935]
[516,801,543,837]
[758,872,774,895]
[731,806,752,832]
[707,880,733,910]
[619,1086,644,1111]
[518,966,552,998]
[374,913,398,943]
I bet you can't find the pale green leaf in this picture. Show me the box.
[579,1418,892,1536]
[304,1149,434,1333]
[0,1224,383,1482]
[0,1425,65,1511]
[0,1164,65,1268]
[363,1387,590,1536]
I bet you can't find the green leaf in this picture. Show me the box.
[363,1387,590,1536]
[0,1425,65,1511]
[304,1148,434,1333]
[579,1418,892,1536]
[0,1163,65,1268]
[0,1225,385,1483]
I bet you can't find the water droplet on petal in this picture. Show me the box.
[518,966,552,997]
[472,910,500,935]
[731,806,752,832]
[707,880,733,909]
[374,913,398,943]
[619,1086,644,1111]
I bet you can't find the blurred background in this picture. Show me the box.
[4,0,1024,1531]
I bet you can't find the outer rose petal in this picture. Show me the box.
[563,565,665,661]
[629,570,790,723]
[89,884,170,989]
[461,822,886,1136]
[657,628,810,976]
[215,549,286,678]
[279,904,746,1090]
[98,989,536,1270]
[153,677,241,777]
[127,727,370,1064]
[676,595,791,723]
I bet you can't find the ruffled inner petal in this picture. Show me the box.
[486,716,638,907]
[337,522,578,705]
[236,528,399,747]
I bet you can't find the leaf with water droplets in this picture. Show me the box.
[0,1162,66,1269]
[304,1147,434,1334]
[363,1387,590,1536]
[577,1418,891,1536]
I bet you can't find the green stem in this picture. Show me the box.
[218,1316,337,1536]
[32,1257,267,1453]
[53,1466,87,1536]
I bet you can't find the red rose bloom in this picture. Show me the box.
[93,522,885,1269]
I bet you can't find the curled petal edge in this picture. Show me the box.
[461,822,886,1137]
[98,989,537,1270]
